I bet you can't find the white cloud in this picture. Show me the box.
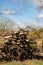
[34,0,43,10]
[16,22,26,29]
[0,10,16,15]
[31,20,43,28]
[38,13,43,18]
[0,5,22,15]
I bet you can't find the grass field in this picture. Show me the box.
[0,60,43,65]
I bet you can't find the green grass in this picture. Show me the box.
[34,61,43,65]
[0,60,43,65]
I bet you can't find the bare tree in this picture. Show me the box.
[0,17,15,32]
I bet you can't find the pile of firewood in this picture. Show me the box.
[0,29,40,62]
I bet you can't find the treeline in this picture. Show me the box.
[0,27,43,40]
[0,19,43,39]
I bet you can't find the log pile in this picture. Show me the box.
[0,29,41,62]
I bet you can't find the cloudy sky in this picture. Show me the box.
[0,0,43,28]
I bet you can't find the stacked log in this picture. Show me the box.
[0,29,40,62]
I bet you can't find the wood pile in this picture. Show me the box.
[0,29,43,62]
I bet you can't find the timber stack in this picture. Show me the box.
[0,29,42,62]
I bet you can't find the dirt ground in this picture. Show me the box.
[0,60,43,65]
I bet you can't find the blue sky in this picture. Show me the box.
[0,0,43,28]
